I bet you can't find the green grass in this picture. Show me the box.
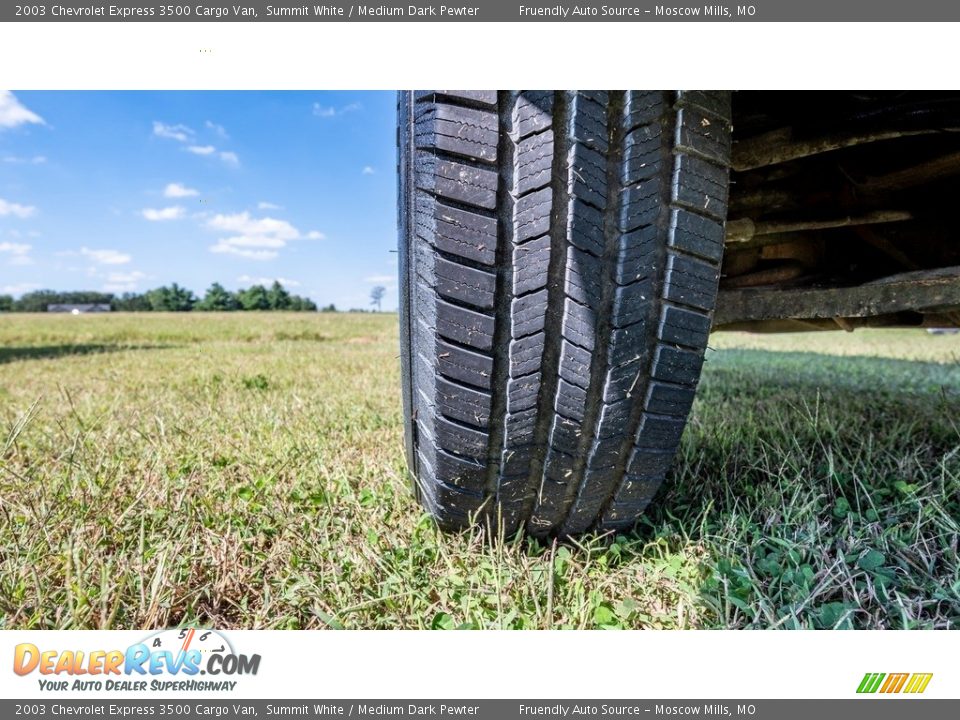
[1,314,958,629]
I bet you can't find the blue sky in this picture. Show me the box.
[0,90,398,310]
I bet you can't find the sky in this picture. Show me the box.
[0,90,399,310]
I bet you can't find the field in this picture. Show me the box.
[1,312,958,630]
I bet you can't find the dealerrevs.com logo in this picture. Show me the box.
[13,629,261,693]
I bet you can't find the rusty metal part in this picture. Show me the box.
[714,313,960,333]
[722,238,822,280]
[859,150,960,195]
[721,247,761,277]
[864,266,960,286]
[853,225,922,271]
[725,210,913,246]
[724,218,756,243]
[720,262,806,289]
[832,316,855,332]
[760,239,822,269]
[732,126,960,171]
[714,266,960,325]
[728,188,797,215]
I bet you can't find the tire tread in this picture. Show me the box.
[400,90,731,535]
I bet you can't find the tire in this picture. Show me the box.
[398,90,732,537]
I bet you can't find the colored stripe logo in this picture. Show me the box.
[857,672,933,694]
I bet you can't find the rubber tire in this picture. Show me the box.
[398,91,731,537]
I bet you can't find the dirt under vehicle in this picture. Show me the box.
[397,90,960,536]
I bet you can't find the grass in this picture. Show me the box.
[0,313,958,630]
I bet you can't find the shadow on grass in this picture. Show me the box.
[489,350,960,628]
[0,343,175,365]
[701,347,960,395]
[628,349,960,629]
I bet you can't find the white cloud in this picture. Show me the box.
[210,242,278,261]
[216,235,286,249]
[306,230,325,240]
[237,274,301,287]
[0,91,45,130]
[102,270,146,293]
[362,166,376,175]
[156,123,237,165]
[0,241,31,255]
[164,182,198,198]
[2,155,46,164]
[142,206,185,221]
[219,150,240,167]
[206,211,315,261]
[153,121,194,142]
[185,145,238,166]
[364,274,396,283]
[106,271,145,283]
[1,282,40,296]
[103,270,146,292]
[0,198,36,218]
[207,212,300,240]
[1,239,33,266]
[205,120,228,138]
[258,201,282,210]
[312,101,362,118]
[80,247,131,265]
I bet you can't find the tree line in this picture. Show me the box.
[0,282,324,313]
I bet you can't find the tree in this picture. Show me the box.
[288,295,318,312]
[14,290,58,312]
[113,292,151,312]
[237,284,271,311]
[197,283,239,311]
[320,303,337,313]
[267,281,292,311]
[370,285,386,312]
[0,283,321,312]
[145,284,195,312]
[13,290,115,312]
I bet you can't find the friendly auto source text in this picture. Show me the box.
[518,706,751,717]
[518,5,754,17]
